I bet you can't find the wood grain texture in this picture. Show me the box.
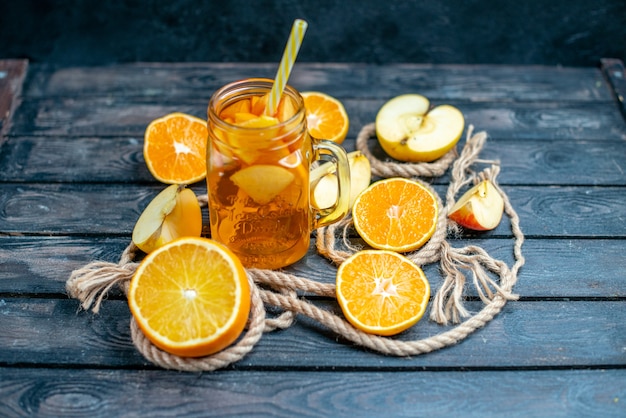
[8,97,626,142]
[0,59,28,138]
[1,236,625,299]
[2,135,626,185]
[0,183,624,237]
[22,63,613,101]
[1,61,625,415]
[0,298,625,369]
[601,58,626,119]
[0,368,624,418]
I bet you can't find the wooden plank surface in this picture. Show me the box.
[0,59,28,138]
[8,98,626,141]
[2,236,625,298]
[1,368,624,417]
[23,63,613,101]
[1,183,625,237]
[602,58,626,119]
[0,298,624,369]
[1,61,625,417]
[3,135,626,185]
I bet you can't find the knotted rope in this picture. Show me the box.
[66,124,525,371]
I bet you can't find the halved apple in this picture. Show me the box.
[375,94,464,162]
[448,180,504,231]
[311,150,371,210]
[132,184,203,253]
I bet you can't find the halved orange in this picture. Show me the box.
[336,250,430,336]
[301,92,349,144]
[144,112,208,184]
[128,237,250,357]
[352,178,438,252]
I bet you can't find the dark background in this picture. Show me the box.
[0,0,624,67]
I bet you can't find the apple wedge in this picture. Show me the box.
[375,94,464,162]
[132,184,203,253]
[448,180,504,231]
[311,150,371,210]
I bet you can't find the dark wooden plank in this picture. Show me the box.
[23,63,614,102]
[0,236,131,295]
[2,135,626,186]
[8,98,626,141]
[1,236,625,299]
[601,58,626,119]
[0,59,28,138]
[0,183,207,235]
[0,298,624,369]
[1,183,624,238]
[0,367,624,418]
[0,136,152,183]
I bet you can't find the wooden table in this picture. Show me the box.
[1,59,625,417]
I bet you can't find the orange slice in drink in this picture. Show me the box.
[219,99,252,122]
[143,112,208,184]
[301,92,349,144]
[352,178,438,252]
[336,250,430,336]
[128,237,250,357]
[234,113,279,127]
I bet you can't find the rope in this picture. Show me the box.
[66,123,525,372]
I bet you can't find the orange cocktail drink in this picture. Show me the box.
[207,78,350,269]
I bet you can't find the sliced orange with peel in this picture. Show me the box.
[301,92,349,144]
[352,178,438,252]
[144,112,208,184]
[336,250,430,336]
[128,237,250,357]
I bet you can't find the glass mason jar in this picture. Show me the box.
[207,78,350,269]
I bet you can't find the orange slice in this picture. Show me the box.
[336,250,430,336]
[144,112,208,184]
[352,178,438,252]
[128,237,250,357]
[234,114,279,127]
[301,92,349,144]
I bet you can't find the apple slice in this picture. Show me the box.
[132,184,203,253]
[311,151,371,210]
[448,180,504,231]
[375,94,464,162]
[231,165,295,205]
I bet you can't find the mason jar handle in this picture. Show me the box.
[311,139,351,229]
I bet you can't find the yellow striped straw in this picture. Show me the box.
[267,19,308,116]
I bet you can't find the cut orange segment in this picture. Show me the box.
[235,114,279,128]
[336,250,430,336]
[250,93,269,115]
[128,237,250,357]
[231,165,295,204]
[301,92,349,144]
[219,99,251,120]
[144,112,208,184]
[352,178,438,252]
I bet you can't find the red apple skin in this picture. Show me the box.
[448,180,504,231]
[449,201,491,231]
